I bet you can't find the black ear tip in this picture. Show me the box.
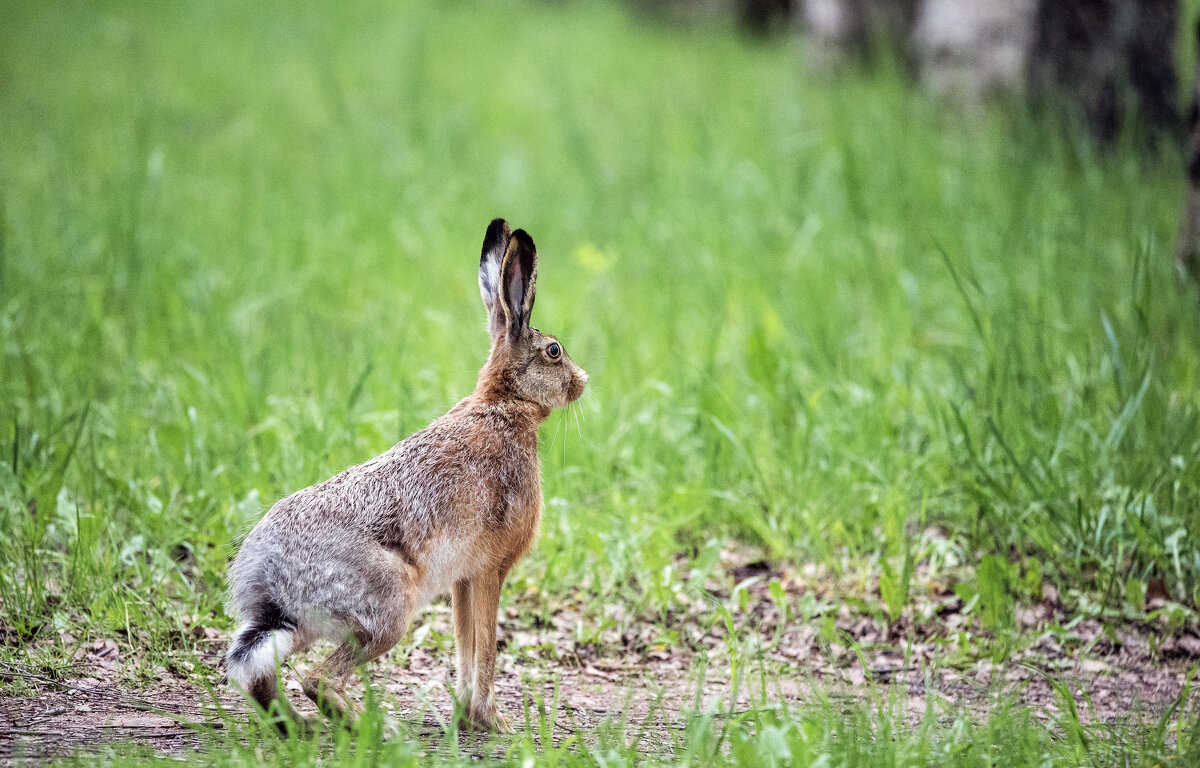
[510,228,536,252]
[482,218,511,256]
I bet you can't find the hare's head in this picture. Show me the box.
[477,218,587,410]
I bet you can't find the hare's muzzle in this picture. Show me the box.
[567,366,588,403]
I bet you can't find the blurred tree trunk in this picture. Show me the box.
[912,0,1034,98]
[737,0,796,35]
[800,0,919,65]
[1028,0,1180,145]
[1177,22,1200,287]
[798,0,1180,145]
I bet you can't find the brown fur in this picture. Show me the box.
[225,219,587,734]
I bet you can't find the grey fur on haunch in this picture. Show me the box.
[226,219,588,734]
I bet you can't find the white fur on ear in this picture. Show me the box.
[479,257,500,307]
[479,218,512,339]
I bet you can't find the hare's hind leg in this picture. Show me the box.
[302,612,411,728]
[301,640,365,724]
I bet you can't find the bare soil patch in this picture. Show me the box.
[2,560,1198,763]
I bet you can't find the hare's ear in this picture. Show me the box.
[498,229,537,342]
[479,218,511,339]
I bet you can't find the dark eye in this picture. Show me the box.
[546,342,561,359]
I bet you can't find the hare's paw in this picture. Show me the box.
[491,711,515,735]
[272,712,317,739]
[466,702,515,734]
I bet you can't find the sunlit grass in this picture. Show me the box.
[2,0,1200,764]
[25,677,1200,768]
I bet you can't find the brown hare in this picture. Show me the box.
[225,219,587,734]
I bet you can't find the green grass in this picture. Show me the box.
[24,688,1200,768]
[2,0,1200,764]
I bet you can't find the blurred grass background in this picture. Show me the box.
[1,0,1199,666]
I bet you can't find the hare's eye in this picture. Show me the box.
[546,342,562,359]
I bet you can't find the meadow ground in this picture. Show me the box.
[2,0,1200,765]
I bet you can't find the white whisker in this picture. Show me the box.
[547,409,563,456]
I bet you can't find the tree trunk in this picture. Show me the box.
[912,0,1034,98]
[800,0,919,65]
[1177,21,1200,287]
[1029,0,1180,145]
[737,0,796,35]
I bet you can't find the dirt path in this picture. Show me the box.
[3,650,1193,763]
[3,586,1198,763]
[4,553,1200,763]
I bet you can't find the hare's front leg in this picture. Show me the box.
[467,570,514,733]
[452,579,476,704]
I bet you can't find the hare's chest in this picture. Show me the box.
[414,532,482,608]
[492,466,541,533]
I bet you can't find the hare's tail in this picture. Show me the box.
[225,599,298,711]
